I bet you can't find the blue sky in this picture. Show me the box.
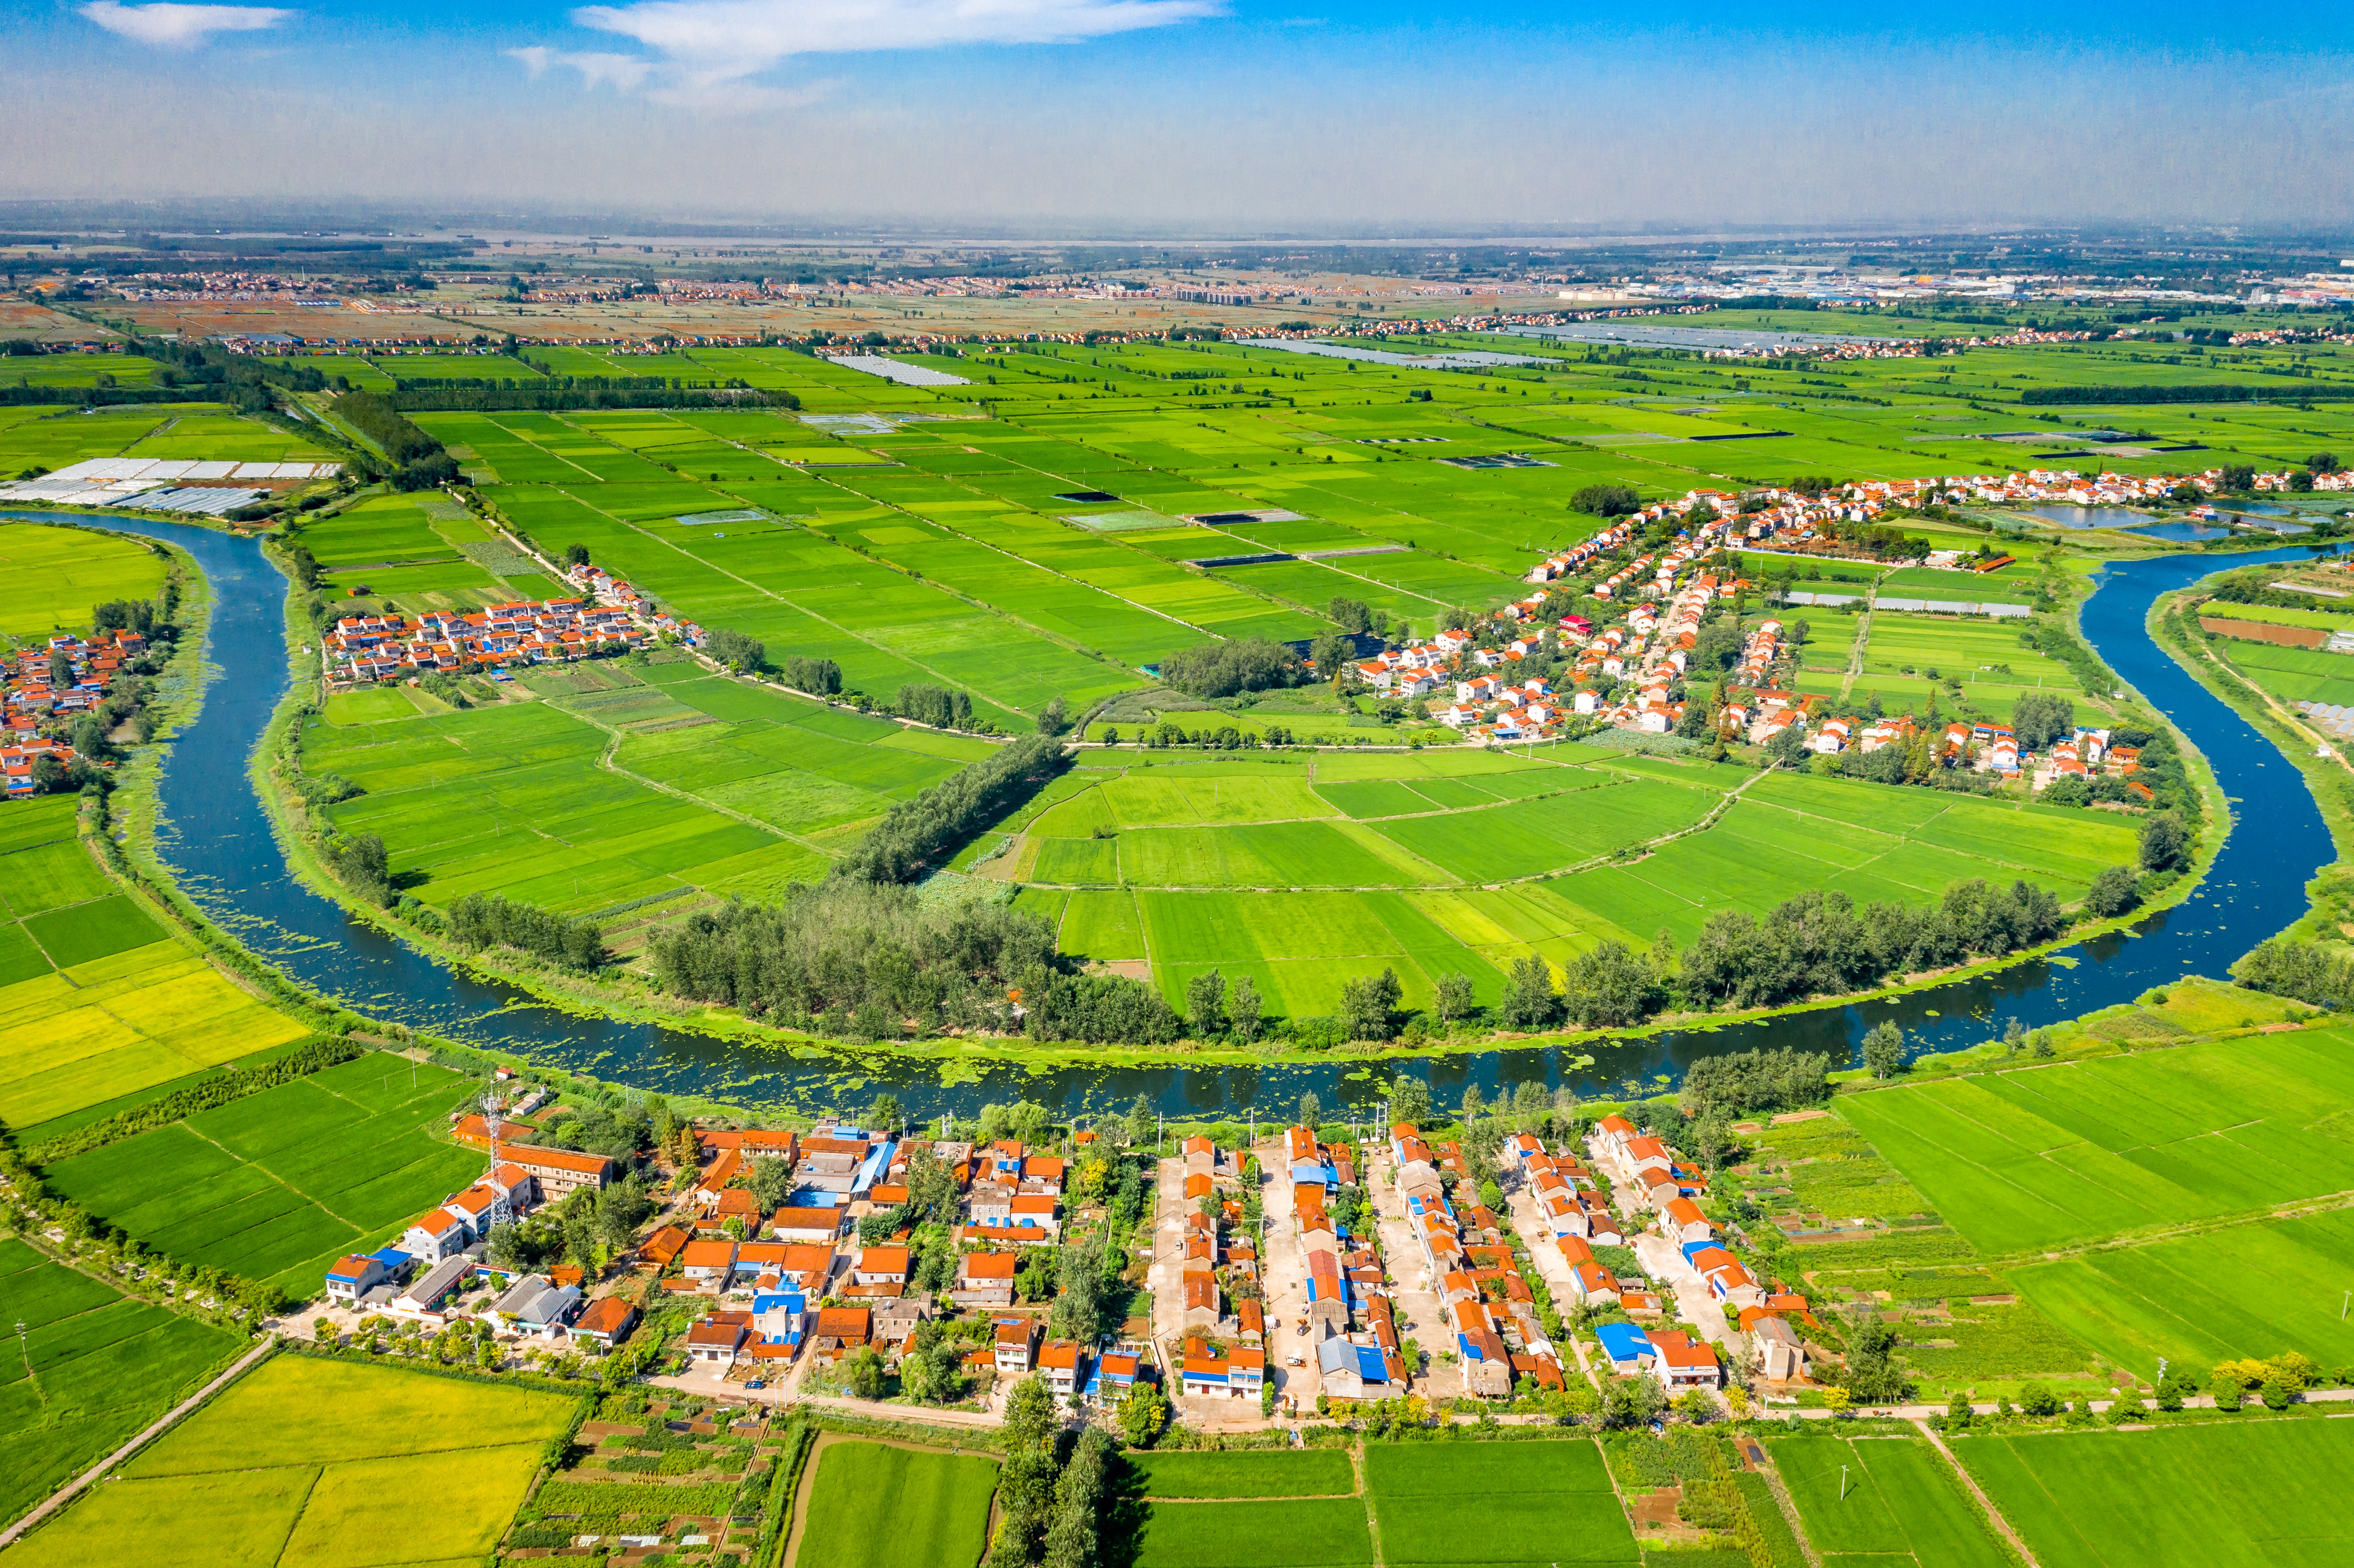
[9,0,2352,225]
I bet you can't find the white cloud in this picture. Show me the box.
[507,46,656,92]
[566,0,1222,93]
[79,1,295,47]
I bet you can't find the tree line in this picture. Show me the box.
[830,733,1065,883]
[645,880,1057,1040]
[1157,636,1308,699]
[2023,383,2354,405]
[446,892,605,970]
[1493,878,2078,1030]
[377,386,798,413]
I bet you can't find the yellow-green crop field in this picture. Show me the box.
[8,1353,575,1568]
[0,521,168,641]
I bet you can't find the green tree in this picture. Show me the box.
[1602,1375,1668,1428]
[1844,1310,1914,1404]
[1226,975,1263,1042]
[2139,811,2191,873]
[2083,864,2141,918]
[839,1344,886,1399]
[1125,1093,1155,1150]
[1004,1375,1059,1451]
[1861,1021,1906,1080]
[1497,953,1563,1031]
[2010,690,2075,752]
[1297,1090,1322,1129]
[1117,1381,1168,1446]
[565,542,590,567]
[1432,971,1476,1026]
[1945,1388,1974,1430]
[1389,1074,1432,1127]
[1339,968,1402,1041]
[1185,968,1227,1036]
[1310,633,1350,682]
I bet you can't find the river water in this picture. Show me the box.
[9,511,2336,1118]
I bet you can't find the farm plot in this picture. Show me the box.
[1768,1434,2010,1567]
[43,1053,485,1292]
[0,801,312,1130]
[1130,1448,1355,1498]
[1129,1498,1374,1568]
[8,1352,575,1568]
[1365,1438,1637,1567]
[305,694,831,914]
[787,1440,999,1568]
[0,1237,242,1530]
[0,520,169,639]
[1956,1420,2354,1568]
[2006,1206,2354,1376]
[1837,1026,2354,1256]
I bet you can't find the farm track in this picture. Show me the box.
[1014,763,1770,892]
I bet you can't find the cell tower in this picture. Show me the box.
[481,1083,503,1175]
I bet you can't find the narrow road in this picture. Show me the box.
[0,1333,277,1548]
[1913,1416,2043,1568]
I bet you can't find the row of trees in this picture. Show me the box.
[896,683,974,731]
[446,892,605,970]
[830,734,1065,883]
[1158,637,1308,699]
[333,390,443,466]
[1489,880,2076,1033]
[646,881,1056,1033]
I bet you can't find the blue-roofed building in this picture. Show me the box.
[1595,1321,1655,1375]
[752,1285,810,1349]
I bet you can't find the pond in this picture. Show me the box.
[8,510,2339,1118]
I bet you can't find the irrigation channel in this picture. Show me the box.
[12,510,2338,1118]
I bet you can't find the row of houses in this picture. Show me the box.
[1169,1134,1269,1402]
[321,1136,618,1334]
[1388,1124,1571,1399]
[1586,1118,1822,1386]
[670,1123,1142,1409]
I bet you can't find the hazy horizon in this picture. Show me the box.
[8,1,2353,228]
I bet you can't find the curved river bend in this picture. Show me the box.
[13,510,2334,1118]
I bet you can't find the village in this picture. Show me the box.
[1326,463,2304,775]
[0,628,146,796]
[301,1080,1864,1446]
[322,562,706,686]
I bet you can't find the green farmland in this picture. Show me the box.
[42,1053,484,1292]
[1955,1419,2354,1568]
[1768,1434,2011,1568]
[0,521,169,640]
[788,1439,999,1568]
[0,1237,243,1530]
[304,652,975,918]
[0,798,314,1133]
[8,1352,574,1568]
[1838,1027,2354,1256]
[994,748,2140,1019]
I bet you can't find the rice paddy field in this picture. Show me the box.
[0,1236,243,1530]
[1366,1440,1638,1568]
[0,401,338,477]
[990,748,2140,1019]
[1767,1434,2011,1568]
[1952,1419,2354,1568]
[304,651,972,918]
[1121,1437,1635,1568]
[42,1052,488,1292]
[1838,1026,2354,1256]
[0,797,314,1133]
[0,519,169,639]
[787,1440,999,1568]
[7,1352,576,1568]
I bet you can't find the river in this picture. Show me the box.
[8,511,2337,1119]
